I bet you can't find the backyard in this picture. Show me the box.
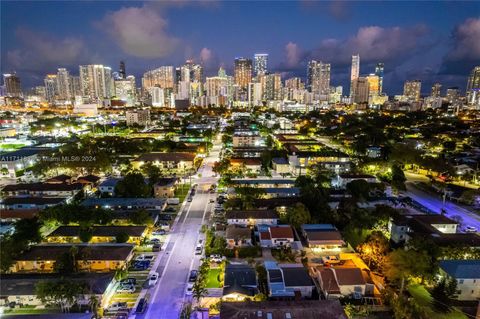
[205,268,223,288]
[408,284,467,319]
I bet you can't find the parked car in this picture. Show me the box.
[131,260,150,271]
[163,206,176,213]
[189,270,198,282]
[149,238,161,245]
[149,272,159,286]
[187,197,193,202]
[152,229,166,236]
[136,254,154,262]
[117,284,135,293]
[106,302,128,313]
[152,243,162,252]
[465,226,478,233]
[209,255,225,263]
[185,283,194,295]
[119,278,136,286]
[135,298,148,314]
[195,244,203,255]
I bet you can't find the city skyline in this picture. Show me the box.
[1,1,480,93]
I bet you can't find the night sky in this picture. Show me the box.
[1,1,479,94]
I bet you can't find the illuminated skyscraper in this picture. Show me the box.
[264,73,282,100]
[375,63,384,93]
[79,64,113,100]
[467,66,480,105]
[307,60,330,96]
[3,73,22,98]
[254,53,268,76]
[366,74,380,98]
[431,83,442,97]
[234,58,253,90]
[44,74,57,103]
[114,75,136,106]
[285,77,304,90]
[350,54,360,97]
[142,66,174,89]
[446,87,460,104]
[56,68,72,101]
[403,80,422,102]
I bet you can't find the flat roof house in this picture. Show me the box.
[10,244,134,273]
[301,224,346,252]
[265,261,316,299]
[46,226,148,244]
[226,210,279,227]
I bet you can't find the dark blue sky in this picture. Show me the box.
[1,1,479,94]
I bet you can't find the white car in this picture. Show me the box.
[185,282,194,295]
[149,272,159,286]
[106,302,128,312]
[136,254,154,262]
[209,255,225,263]
[465,226,478,233]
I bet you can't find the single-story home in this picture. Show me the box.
[46,226,148,244]
[222,264,258,301]
[260,226,295,248]
[312,266,375,299]
[301,224,345,251]
[439,260,480,301]
[226,210,279,227]
[265,261,316,299]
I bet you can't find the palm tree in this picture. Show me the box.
[88,295,99,316]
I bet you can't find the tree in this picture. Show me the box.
[383,249,427,293]
[180,302,194,319]
[431,277,458,312]
[78,228,93,243]
[459,189,480,205]
[128,209,152,225]
[141,162,163,185]
[234,186,266,210]
[88,295,100,315]
[36,279,85,312]
[192,279,207,302]
[115,232,130,243]
[346,179,371,201]
[281,202,311,228]
[12,217,42,243]
[391,164,406,191]
[357,231,390,270]
[114,171,151,198]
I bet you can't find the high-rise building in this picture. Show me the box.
[307,60,330,96]
[350,54,360,97]
[366,74,380,99]
[44,74,58,103]
[446,87,460,104]
[467,66,480,105]
[56,68,72,101]
[254,53,268,76]
[119,61,126,79]
[403,80,422,102]
[126,109,150,126]
[3,73,22,98]
[79,65,113,101]
[114,75,136,106]
[206,76,229,97]
[431,83,442,97]
[70,76,81,97]
[142,66,175,89]
[149,87,165,107]
[375,63,384,93]
[234,58,253,90]
[285,77,304,90]
[352,77,369,103]
[264,73,282,101]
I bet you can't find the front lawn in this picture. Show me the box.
[205,268,222,288]
[174,183,191,203]
[408,284,467,319]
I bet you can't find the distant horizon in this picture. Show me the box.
[1,1,480,94]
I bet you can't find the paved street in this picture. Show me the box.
[404,182,480,232]
[136,140,221,319]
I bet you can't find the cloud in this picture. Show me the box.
[200,47,213,64]
[440,17,480,76]
[285,42,302,68]
[446,17,480,61]
[308,24,430,66]
[99,5,180,58]
[6,27,94,73]
[328,1,350,20]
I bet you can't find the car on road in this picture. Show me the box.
[187,197,193,202]
[465,226,478,233]
[149,272,159,286]
[135,297,148,314]
[117,284,135,293]
[189,270,198,282]
[185,282,194,295]
[105,302,128,313]
[195,244,203,255]
[209,254,225,263]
